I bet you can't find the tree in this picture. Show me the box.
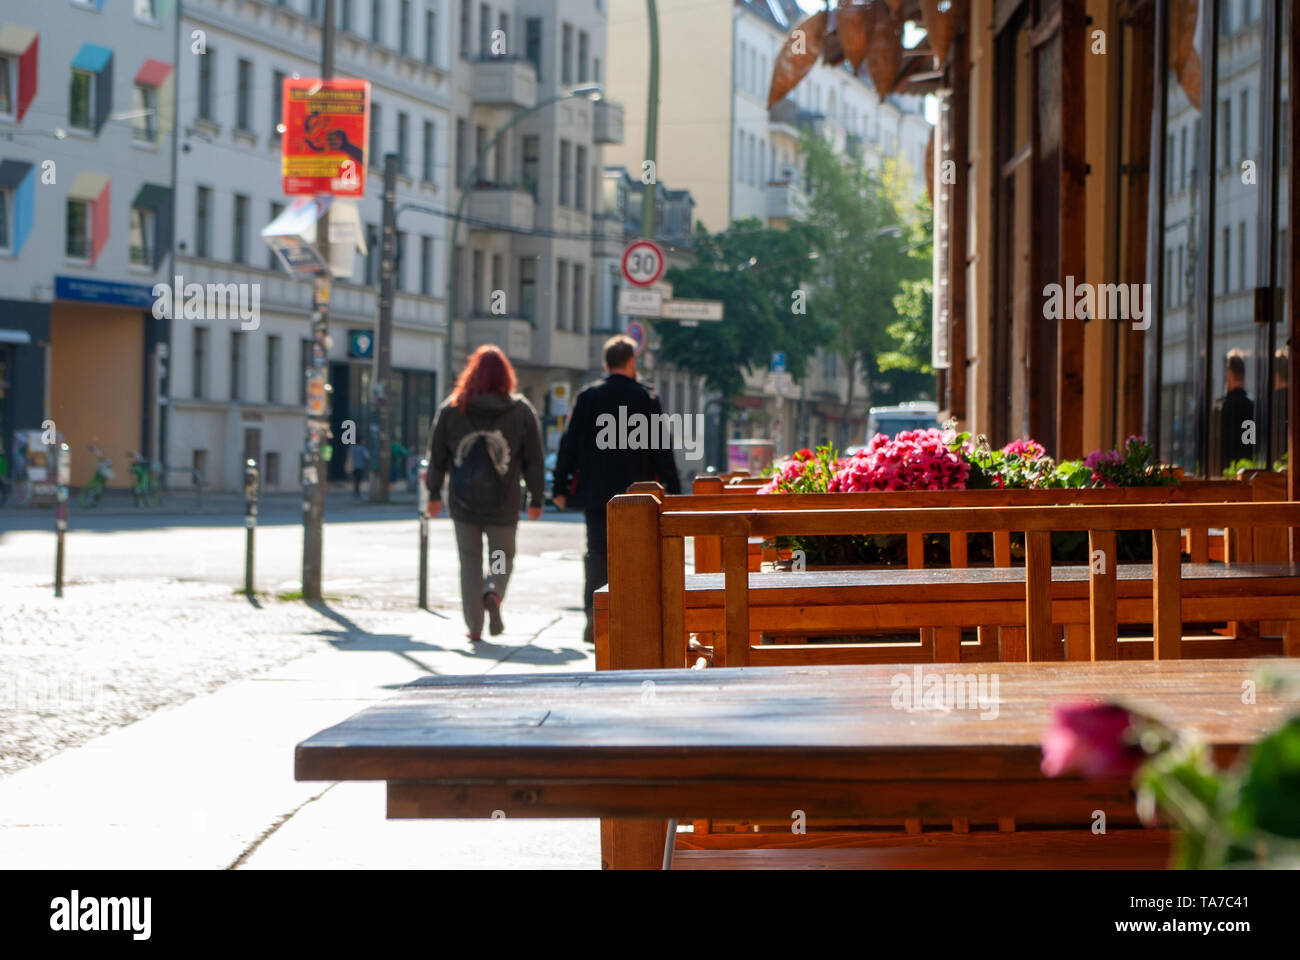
[654,218,828,406]
[800,133,932,444]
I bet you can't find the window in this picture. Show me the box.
[420,235,433,295]
[475,123,487,181]
[459,0,471,58]
[0,188,10,252]
[1221,98,1232,169]
[129,205,155,266]
[236,58,252,131]
[340,0,354,31]
[422,120,435,182]
[400,1,411,55]
[365,223,380,284]
[396,230,407,290]
[593,56,601,85]
[266,335,281,404]
[370,102,382,167]
[264,451,280,487]
[69,69,94,131]
[521,134,540,197]
[198,50,214,122]
[498,13,509,53]
[268,202,284,269]
[455,117,467,186]
[371,0,384,45]
[519,257,536,320]
[65,199,90,259]
[233,193,249,263]
[562,23,573,84]
[135,0,160,21]
[272,71,285,142]
[299,338,312,405]
[578,31,589,83]
[556,259,568,330]
[0,55,12,119]
[573,263,584,332]
[397,111,409,174]
[493,127,505,182]
[575,145,587,211]
[479,3,490,57]
[525,18,542,81]
[230,331,245,401]
[559,140,571,206]
[491,253,503,307]
[472,249,483,312]
[1238,221,1247,291]
[194,328,209,400]
[424,9,438,66]
[195,186,211,258]
[132,82,157,142]
[1240,90,1249,163]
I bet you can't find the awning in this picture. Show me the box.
[68,171,110,202]
[132,183,170,210]
[0,329,32,345]
[0,25,37,56]
[134,58,172,87]
[71,43,112,73]
[0,159,32,188]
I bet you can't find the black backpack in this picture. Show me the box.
[450,406,512,515]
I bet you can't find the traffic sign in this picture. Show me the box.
[771,351,786,373]
[621,239,666,288]
[626,320,647,355]
[763,371,798,397]
[661,298,724,321]
[618,287,663,317]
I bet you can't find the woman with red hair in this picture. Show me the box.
[425,345,545,642]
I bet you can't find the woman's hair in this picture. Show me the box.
[449,345,517,412]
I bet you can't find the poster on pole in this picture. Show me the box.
[281,78,371,197]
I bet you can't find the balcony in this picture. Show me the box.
[593,98,625,145]
[467,314,532,363]
[469,185,536,232]
[768,98,799,139]
[766,179,806,221]
[471,56,537,109]
[592,213,626,259]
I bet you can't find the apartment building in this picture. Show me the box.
[0,0,178,488]
[448,0,625,452]
[606,0,933,453]
[172,0,453,492]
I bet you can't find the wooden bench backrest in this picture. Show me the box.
[606,494,1300,672]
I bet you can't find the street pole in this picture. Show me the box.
[641,0,659,240]
[302,0,336,601]
[372,152,397,502]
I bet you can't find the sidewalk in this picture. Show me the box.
[0,603,598,870]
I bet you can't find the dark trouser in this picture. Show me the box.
[453,519,517,637]
[583,505,608,631]
[352,469,364,497]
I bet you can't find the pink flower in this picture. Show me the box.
[1002,438,1046,460]
[1040,702,1146,779]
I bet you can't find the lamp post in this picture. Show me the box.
[441,84,604,406]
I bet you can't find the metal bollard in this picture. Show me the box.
[244,458,259,595]
[417,457,429,610]
[54,442,70,598]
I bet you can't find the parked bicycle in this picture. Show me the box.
[78,445,116,508]
[127,450,163,507]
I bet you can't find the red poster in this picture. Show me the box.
[281,78,370,197]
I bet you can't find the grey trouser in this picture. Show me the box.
[453,519,517,637]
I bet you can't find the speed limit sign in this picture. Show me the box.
[621,239,666,288]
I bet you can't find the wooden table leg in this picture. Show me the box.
[602,819,669,870]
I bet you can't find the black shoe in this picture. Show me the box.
[484,592,504,636]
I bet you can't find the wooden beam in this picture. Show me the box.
[1291,0,1300,560]
[1088,529,1119,660]
[1056,0,1088,459]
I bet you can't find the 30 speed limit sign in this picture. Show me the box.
[621,239,666,288]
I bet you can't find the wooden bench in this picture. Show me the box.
[596,492,1300,669]
[293,658,1300,869]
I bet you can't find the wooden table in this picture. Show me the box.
[295,658,1299,869]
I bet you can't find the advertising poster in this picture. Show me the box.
[281,78,370,197]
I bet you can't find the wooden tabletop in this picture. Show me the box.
[296,660,1299,799]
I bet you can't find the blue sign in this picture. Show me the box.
[55,276,159,309]
[771,351,786,373]
[348,330,374,359]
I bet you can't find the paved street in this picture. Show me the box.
[0,497,604,869]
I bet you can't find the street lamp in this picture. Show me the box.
[442,83,605,405]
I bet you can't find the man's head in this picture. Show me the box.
[1226,349,1247,391]
[604,335,637,377]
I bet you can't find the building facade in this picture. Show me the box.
[0,0,178,488]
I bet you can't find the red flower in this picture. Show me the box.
[794,448,814,462]
[1041,702,1147,779]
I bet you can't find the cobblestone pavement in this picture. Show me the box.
[0,579,440,777]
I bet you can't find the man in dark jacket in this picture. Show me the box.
[1217,349,1256,473]
[553,335,682,643]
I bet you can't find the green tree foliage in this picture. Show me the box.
[655,218,828,404]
